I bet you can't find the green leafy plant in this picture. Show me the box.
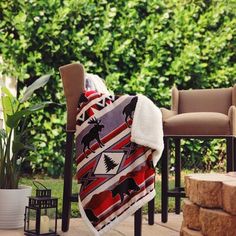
[0,0,235,174]
[0,75,51,189]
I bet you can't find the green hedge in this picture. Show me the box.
[0,0,235,176]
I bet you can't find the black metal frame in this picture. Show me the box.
[24,206,58,236]
[61,131,156,235]
[161,135,236,223]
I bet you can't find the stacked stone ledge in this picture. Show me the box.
[180,172,236,236]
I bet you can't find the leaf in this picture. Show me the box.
[0,129,7,139]
[6,101,53,128]
[27,102,53,111]
[1,87,15,100]
[13,142,36,154]
[1,92,15,132]
[20,74,51,103]
[23,144,36,151]
[12,140,25,154]
[12,136,36,154]
[2,96,13,116]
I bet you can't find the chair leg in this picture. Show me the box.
[134,208,142,236]
[234,137,236,171]
[161,137,169,223]
[226,137,234,172]
[62,132,74,232]
[174,138,181,215]
[148,198,155,225]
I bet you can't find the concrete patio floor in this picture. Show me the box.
[0,213,182,236]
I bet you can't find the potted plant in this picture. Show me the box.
[0,75,51,229]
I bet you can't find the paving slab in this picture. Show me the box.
[0,213,182,236]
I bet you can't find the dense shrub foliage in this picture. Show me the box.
[0,0,235,176]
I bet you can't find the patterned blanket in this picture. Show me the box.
[75,90,163,235]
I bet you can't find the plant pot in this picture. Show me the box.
[0,185,32,229]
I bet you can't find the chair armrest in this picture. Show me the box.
[171,86,179,112]
[228,105,236,136]
[233,84,236,106]
[160,108,177,122]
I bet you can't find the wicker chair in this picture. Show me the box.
[160,86,236,223]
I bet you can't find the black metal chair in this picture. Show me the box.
[160,86,236,223]
[59,63,156,236]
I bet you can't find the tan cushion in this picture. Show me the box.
[179,88,232,115]
[163,112,230,136]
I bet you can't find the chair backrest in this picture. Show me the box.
[59,63,85,132]
[233,85,236,106]
[178,87,233,114]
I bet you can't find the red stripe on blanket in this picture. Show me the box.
[76,159,97,180]
[78,93,101,111]
[111,135,131,150]
[101,121,131,144]
[123,146,147,167]
[76,120,132,164]
[87,107,95,117]
[80,177,107,199]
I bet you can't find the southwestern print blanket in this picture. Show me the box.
[75,90,163,235]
